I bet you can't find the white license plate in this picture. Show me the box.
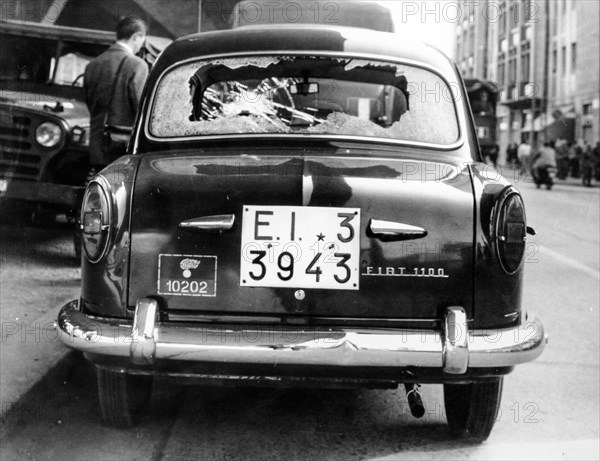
[240,205,360,290]
[0,179,7,194]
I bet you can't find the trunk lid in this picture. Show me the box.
[129,147,474,322]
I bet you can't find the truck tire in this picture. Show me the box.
[444,378,503,442]
[97,368,152,428]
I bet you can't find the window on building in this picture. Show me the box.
[498,62,505,85]
[583,103,592,115]
[561,45,566,74]
[571,42,577,71]
[523,0,532,22]
[499,3,507,37]
[521,53,530,81]
[552,48,557,73]
[512,30,519,47]
[469,25,474,51]
[509,58,517,85]
[510,2,520,28]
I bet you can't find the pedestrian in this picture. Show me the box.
[581,142,594,187]
[568,141,582,178]
[486,144,499,168]
[593,141,600,182]
[506,142,518,168]
[84,16,149,176]
[517,139,532,175]
[554,137,569,179]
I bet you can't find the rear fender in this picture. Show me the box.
[471,164,525,329]
[81,155,141,317]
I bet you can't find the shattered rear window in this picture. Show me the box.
[149,56,459,145]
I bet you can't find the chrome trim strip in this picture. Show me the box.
[56,301,546,371]
[179,214,235,232]
[369,219,427,238]
[142,50,465,152]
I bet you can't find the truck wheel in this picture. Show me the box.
[97,368,153,428]
[444,378,503,442]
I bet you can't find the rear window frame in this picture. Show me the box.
[143,51,465,151]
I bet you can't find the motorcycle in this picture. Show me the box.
[532,165,557,190]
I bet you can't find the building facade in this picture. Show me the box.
[455,0,600,164]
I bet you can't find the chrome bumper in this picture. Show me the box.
[56,299,547,374]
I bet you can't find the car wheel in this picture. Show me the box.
[443,378,503,442]
[96,368,153,428]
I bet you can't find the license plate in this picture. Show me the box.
[0,179,7,194]
[240,205,360,290]
[158,254,217,297]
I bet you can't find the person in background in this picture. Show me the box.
[569,141,582,178]
[487,143,499,168]
[554,137,569,179]
[581,141,594,187]
[532,141,557,187]
[517,139,532,175]
[84,16,149,176]
[506,142,518,168]
[593,141,600,183]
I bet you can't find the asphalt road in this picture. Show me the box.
[0,179,598,460]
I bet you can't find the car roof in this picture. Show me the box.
[152,25,455,77]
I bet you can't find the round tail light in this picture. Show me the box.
[81,179,112,263]
[494,189,527,274]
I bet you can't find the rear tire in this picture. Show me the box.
[444,378,503,442]
[97,368,153,428]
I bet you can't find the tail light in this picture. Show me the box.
[81,178,112,263]
[494,188,526,274]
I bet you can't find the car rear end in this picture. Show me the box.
[56,26,545,438]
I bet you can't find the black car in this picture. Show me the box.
[56,25,546,441]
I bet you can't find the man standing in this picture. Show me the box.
[84,16,148,174]
[517,139,532,175]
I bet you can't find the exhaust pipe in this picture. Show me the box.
[404,383,425,418]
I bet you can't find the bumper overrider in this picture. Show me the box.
[56,299,547,376]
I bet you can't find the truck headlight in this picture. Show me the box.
[35,122,62,148]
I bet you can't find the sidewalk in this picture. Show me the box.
[553,176,600,188]
[495,164,600,188]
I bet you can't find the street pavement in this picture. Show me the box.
[0,175,598,459]
[0,217,80,427]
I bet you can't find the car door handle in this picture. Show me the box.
[367,219,427,241]
[179,214,235,232]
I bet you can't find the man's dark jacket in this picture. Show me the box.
[84,44,148,166]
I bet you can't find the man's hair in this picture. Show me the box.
[116,15,147,40]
